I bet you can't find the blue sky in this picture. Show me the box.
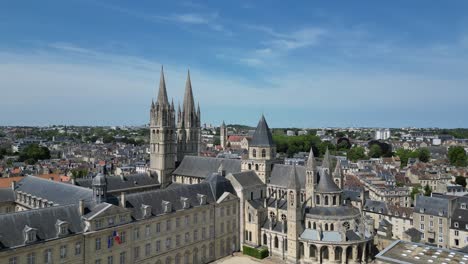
[1,1,468,128]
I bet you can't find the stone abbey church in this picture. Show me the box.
[0,68,374,264]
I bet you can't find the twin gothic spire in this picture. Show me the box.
[152,66,200,128]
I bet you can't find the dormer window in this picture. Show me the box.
[454,222,459,228]
[419,208,424,213]
[181,197,190,209]
[461,203,466,209]
[142,204,152,218]
[24,225,37,244]
[56,220,69,237]
[162,201,172,213]
[197,194,207,205]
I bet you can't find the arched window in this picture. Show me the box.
[316,195,320,205]
[308,222,311,229]
[248,164,252,170]
[263,234,267,245]
[313,222,317,229]
[333,196,337,205]
[248,213,252,222]
[253,149,257,157]
[325,196,329,205]
[325,223,328,231]
[330,223,334,231]
[255,164,259,171]
[274,236,279,248]
[175,254,181,264]
[261,149,266,158]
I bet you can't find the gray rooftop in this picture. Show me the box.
[269,164,306,189]
[75,173,160,192]
[16,176,93,205]
[316,168,341,193]
[227,170,264,188]
[173,156,241,178]
[414,195,450,217]
[0,188,15,203]
[0,204,84,249]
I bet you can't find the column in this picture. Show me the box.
[304,243,309,260]
[362,243,367,263]
[317,245,322,264]
[341,246,348,264]
[329,246,335,263]
[352,246,359,263]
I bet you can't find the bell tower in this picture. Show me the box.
[286,165,303,263]
[150,66,176,187]
[241,115,276,184]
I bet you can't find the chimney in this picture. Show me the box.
[120,192,126,208]
[78,199,85,216]
[11,181,16,191]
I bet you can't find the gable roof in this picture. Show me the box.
[269,164,306,189]
[173,156,241,178]
[227,171,264,189]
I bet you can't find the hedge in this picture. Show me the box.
[243,245,269,259]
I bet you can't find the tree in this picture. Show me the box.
[448,146,467,167]
[424,184,432,196]
[337,138,351,150]
[411,185,422,200]
[368,144,383,158]
[18,144,51,163]
[455,176,467,188]
[417,148,431,163]
[347,146,366,162]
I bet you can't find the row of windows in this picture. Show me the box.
[252,149,268,158]
[94,252,127,264]
[9,242,81,264]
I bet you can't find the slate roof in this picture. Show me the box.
[0,188,15,203]
[343,189,362,202]
[306,206,361,218]
[414,195,450,217]
[123,174,235,220]
[16,175,93,205]
[227,171,264,188]
[250,115,274,147]
[173,156,241,178]
[450,196,468,230]
[75,173,159,192]
[269,164,306,189]
[0,204,84,249]
[363,200,388,214]
[316,168,341,193]
[300,229,348,242]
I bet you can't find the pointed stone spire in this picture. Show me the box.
[322,148,331,171]
[182,69,196,125]
[333,158,342,176]
[251,114,274,147]
[306,147,316,170]
[287,164,301,190]
[151,99,155,109]
[157,66,169,105]
[171,98,175,110]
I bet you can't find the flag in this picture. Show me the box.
[113,230,121,244]
[107,236,112,248]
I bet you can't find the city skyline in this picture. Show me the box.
[1,1,468,128]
